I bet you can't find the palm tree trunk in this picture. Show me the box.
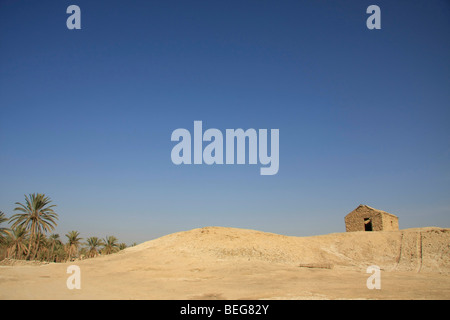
[26,232,34,260]
[30,233,40,260]
[48,242,55,262]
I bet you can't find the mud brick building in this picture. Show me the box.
[345,205,399,232]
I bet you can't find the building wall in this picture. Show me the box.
[381,214,399,231]
[345,211,383,232]
[345,206,398,232]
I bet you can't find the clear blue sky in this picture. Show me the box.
[1,0,449,244]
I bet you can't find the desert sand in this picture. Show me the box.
[1,226,449,300]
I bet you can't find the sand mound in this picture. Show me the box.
[1,226,449,299]
[123,226,450,274]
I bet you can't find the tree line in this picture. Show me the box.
[0,193,134,262]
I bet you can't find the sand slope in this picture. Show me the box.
[128,226,450,273]
[1,226,449,300]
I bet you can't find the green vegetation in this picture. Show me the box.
[0,194,130,263]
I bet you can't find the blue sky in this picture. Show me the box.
[1,0,449,244]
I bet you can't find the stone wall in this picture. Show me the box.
[381,213,399,231]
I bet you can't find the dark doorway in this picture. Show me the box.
[364,218,373,231]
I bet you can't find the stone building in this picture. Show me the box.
[345,204,399,232]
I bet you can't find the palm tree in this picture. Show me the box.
[47,234,62,261]
[79,247,88,259]
[65,231,82,261]
[118,243,127,251]
[102,236,119,255]
[36,234,49,261]
[53,243,67,263]
[5,226,29,259]
[85,237,104,258]
[10,194,58,260]
[0,211,9,244]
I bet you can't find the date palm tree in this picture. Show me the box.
[6,226,29,259]
[36,234,49,261]
[102,236,119,255]
[85,237,104,258]
[47,234,62,261]
[53,243,67,263]
[10,194,58,260]
[65,231,82,261]
[0,211,9,244]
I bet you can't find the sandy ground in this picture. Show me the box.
[1,226,449,300]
